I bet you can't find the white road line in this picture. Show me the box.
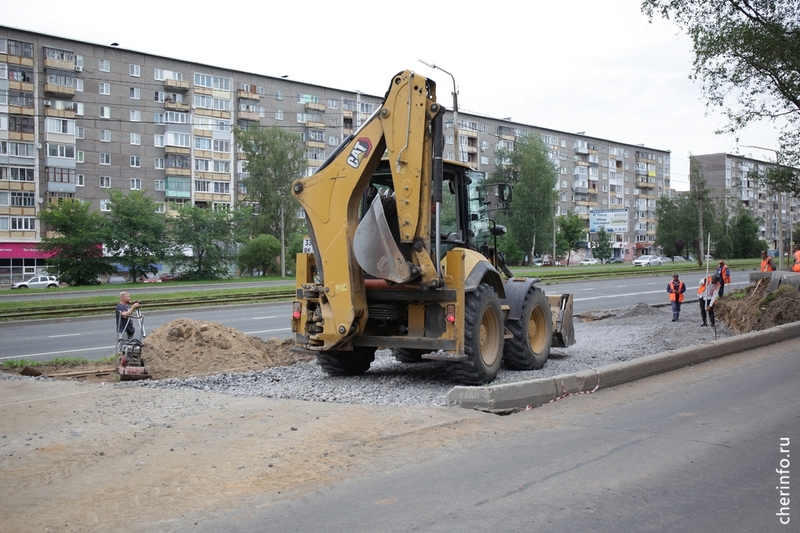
[48,333,82,338]
[251,316,276,320]
[244,328,292,335]
[582,288,594,291]
[1,345,114,360]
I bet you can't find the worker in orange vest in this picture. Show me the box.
[760,251,776,272]
[793,245,800,273]
[703,274,722,328]
[697,275,710,326]
[667,273,686,322]
[716,260,731,296]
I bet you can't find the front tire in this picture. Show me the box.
[317,346,375,376]
[503,287,552,370]
[446,283,503,385]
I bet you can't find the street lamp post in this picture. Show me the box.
[741,145,784,268]
[419,60,459,163]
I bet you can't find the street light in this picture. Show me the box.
[419,60,459,163]
[741,145,785,268]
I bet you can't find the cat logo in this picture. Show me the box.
[346,138,372,168]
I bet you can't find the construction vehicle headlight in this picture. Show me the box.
[446,304,456,323]
[292,301,302,319]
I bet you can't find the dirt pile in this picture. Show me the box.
[716,282,800,334]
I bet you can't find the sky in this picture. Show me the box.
[2,0,785,191]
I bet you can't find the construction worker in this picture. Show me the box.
[793,245,800,273]
[667,273,686,322]
[697,275,710,326]
[760,251,776,272]
[704,274,722,328]
[716,260,731,296]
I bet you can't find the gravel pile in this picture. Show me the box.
[140,303,730,407]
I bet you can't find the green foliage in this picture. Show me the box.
[592,226,613,263]
[237,234,282,276]
[234,126,306,240]
[166,204,236,280]
[37,200,116,286]
[642,0,800,166]
[557,211,587,265]
[729,211,763,258]
[492,135,558,258]
[103,189,169,282]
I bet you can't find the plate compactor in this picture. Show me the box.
[117,307,151,380]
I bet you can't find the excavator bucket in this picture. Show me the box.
[547,294,575,348]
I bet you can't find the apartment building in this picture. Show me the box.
[692,153,799,250]
[1,25,671,281]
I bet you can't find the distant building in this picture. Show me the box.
[692,153,799,250]
[1,25,672,282]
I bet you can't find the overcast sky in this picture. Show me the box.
[3,0,785,190]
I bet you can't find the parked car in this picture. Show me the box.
[610,257,624,264]
[579,258,598,265]
[140,273,162,283]
[659,256,672,262]
[533,259,553,267]
[107,275,127,285]
[159,272,182,282]
[632,255,662,267]
[672,256,686,262]
[11,275,59,289]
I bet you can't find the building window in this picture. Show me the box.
[99,82,110,95]
[100,129,111,142]
[11,217,36,231]
[10,191,36,207]
[47,143,76,159]
[99,106,111,119]
[100,199,111,212]
[130,110,141,122]
[130,178,141,190]
[76,126,85,139]
[100,176,111,188]
[154,158,164,169]
[129,64,141,77]
[275,89,283,100]
[77,174,84,186]
[99,59,110,72]
[154,134,165,147]
[130,87,140,99]
[76,151,84,163]
[74,78,83,92]
[100,153,111,165]
[155,203,166,214]
[130,156,141,168]
[154,180,165,191]
[275,109,283,120]
[130,133,141,145]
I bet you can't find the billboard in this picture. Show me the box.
[589,209,629,233]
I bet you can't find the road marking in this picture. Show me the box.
[48,333,81,338]
[570,289,664,301]
[251,316,276,319]
[244,328,291,335]
[1,345,114,360]
[582,288,594,291]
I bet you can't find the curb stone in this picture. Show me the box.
[447,320,800,411]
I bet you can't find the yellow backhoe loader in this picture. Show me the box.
[291,70,574,384]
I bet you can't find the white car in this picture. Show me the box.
[580,258,598,265]
[11,275,59,289]
[632,255,662,267]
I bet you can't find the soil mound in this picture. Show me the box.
[716,282,800,334]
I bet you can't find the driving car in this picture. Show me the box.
[632,254,662,267]
[11,275,59,289]
[579,258,598,265]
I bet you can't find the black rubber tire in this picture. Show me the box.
[503,287,552,370]
[391,348,427,363]
[446,283,503,384]
[316,346,375,376]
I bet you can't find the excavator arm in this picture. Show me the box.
[291,70,442,349]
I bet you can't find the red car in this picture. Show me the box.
[159,273,182,282]
[140,273,162,283]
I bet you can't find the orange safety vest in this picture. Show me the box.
[668,280,685,302]
[761,257,775,272]
[717,265,731,284]
[793,250,800,273]
[697,276,708,296]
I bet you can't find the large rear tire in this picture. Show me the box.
[317,347,375,376]
[447,283,503,384]
[503,287,551,370]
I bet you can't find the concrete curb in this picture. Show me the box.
[447,320,800,411]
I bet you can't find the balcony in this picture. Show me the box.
[165,100,191,112]
[165,145,191,156]
[44,84,75,97]
[165,177,191,199]
[44,57,75,71]
[46,181,77,194]
[305,140,325,149]
[165,79,191,91]
[305,102,325,112]
[165,167,191,176]
[238,110,260,121]
[306,120,325,129]
[237,89,260,100]
[636,180,656,189]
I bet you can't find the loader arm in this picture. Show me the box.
[291,70,442,349]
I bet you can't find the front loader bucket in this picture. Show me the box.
[547,293,575,348]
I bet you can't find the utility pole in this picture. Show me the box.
[419,60,459,163]
[690,157,705,267]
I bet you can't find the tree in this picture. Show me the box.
[492,135,558,260]
[642,0,800,166]
[729,210,764,258]
[103,189,169,282]
[237,234,282,277]
[167,205,236,280]
[37,200,116,286]
[592,226,614,263]
[234,125,306,277]
[655,195,695,258]
[557,211,586,266]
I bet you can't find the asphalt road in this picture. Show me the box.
[0,270,757,362]
[189,338,800,533]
